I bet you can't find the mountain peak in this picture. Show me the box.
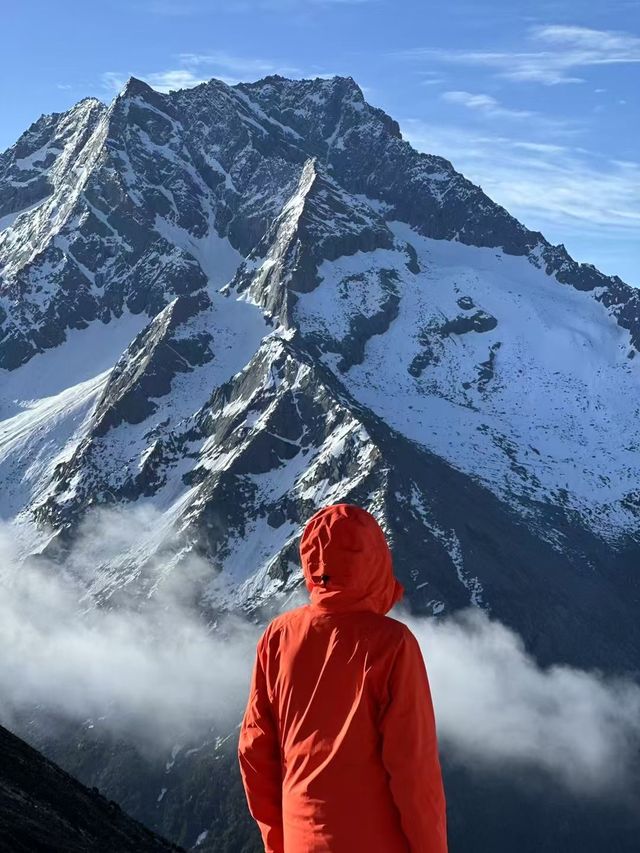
[230,157,393,325]
[117,75,156,100]
[235,72,366,108]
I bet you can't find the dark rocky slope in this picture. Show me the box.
[0,722,183,853]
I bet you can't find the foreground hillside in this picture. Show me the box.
[0,722,183,853]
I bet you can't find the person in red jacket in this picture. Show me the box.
[238,503,448,853]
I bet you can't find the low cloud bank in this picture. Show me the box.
[1,508,639,796]
[0,508,259,743]
[0,559,258,742]
[407,610,640,795]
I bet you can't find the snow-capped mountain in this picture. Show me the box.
[2,74,638,630]
[1,74,639,851]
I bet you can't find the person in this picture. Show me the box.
[238,502,448,852]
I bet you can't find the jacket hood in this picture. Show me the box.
[300,503,404,615]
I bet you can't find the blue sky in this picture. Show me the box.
[3,0,639,285]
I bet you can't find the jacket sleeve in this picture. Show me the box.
[238,631,284,853]
[380,626,448,853]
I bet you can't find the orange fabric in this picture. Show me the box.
[238,503,448,853]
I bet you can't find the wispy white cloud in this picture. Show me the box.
[442,90,535,119]
[402,117,640,281]
[397,25,640,85]
[140,0,206,14]
[262,0,378,6]
[142,0,375,12]
[147,69,212,91]
[537,24,640,54]
[101,72,127,93]
[510,140,568,154]
[419,70,447,87]
[101,48,309,96]
[439,90,577,136]
[102,68,213,94]
[179,50,303,81]
[303,0,375,4]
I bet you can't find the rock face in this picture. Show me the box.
[0,722,183,853]
[1,74,640,851]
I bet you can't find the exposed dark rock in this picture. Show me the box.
[93,293,211,437]
[403,240,421,273]
[440,310,498,336]
[457,295,474,310]
[477,341,502,391]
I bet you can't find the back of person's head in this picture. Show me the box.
[300,503,404,615]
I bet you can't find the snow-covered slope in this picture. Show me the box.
[296,218,640,539]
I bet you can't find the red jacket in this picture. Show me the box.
[238,503,448,852]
